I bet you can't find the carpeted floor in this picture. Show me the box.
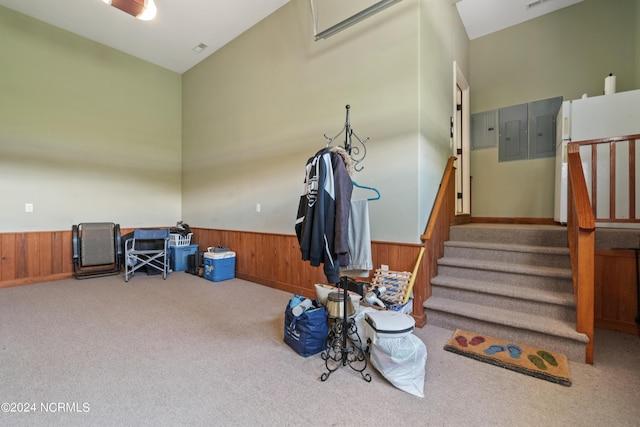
[1,273,639,426]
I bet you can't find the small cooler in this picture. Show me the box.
[203,251,236,282]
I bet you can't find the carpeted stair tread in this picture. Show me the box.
[449,223,569,247]
[428,223,590,362]
[444,240,570,256]
[430,276,575,307]
[438,257,572,279]
[424,296,589,343]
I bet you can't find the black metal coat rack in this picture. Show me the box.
[320,105,371,382]
[323,105,370,171]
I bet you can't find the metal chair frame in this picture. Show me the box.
[124,229,170,282]
[72,222,122,279]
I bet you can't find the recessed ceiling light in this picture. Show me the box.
[192,43,208,54]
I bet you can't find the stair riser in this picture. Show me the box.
[426,310,585,362]
[443,246,571,269]
[449,228,568,248]
[431,285,576,322]
[437,265,573,292]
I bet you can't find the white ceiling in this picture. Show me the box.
[0,0,583,74]
[454,0,583,40]
[0,0,290,74]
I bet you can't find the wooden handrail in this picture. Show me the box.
[567,150,595,364]
[421,157,457,241]
[566,134,639,363]
[568,134,639,223]
[415,157,457,326]
[567,153,596,231]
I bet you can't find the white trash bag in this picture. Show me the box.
[370,334,427,398]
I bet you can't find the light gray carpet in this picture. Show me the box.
[1,273,639,426]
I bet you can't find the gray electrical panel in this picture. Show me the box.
[499,103,528,162]
[529,96,562,159]
[471,110,498,150]
[497,96,562,162]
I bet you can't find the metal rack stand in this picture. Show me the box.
[320,277,371,382]
[319,106,372,381]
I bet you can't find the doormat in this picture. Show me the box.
[443,329,571,387]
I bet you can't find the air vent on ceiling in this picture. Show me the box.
[192,43,208,54]
[526,0,551,9]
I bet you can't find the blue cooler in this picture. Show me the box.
[170,244,199,272]
[204,251,236,282]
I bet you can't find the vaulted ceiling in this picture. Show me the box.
[0,0,582,74]
[0,0,290,73]
[453,0,582,39]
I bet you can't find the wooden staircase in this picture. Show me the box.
[424,223,589,362]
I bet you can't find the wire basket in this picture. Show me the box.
[169,233,192,247]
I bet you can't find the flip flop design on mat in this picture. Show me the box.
[483,343,522,359]
[455,335,485,348]
[444,330,572,387]
[527,350,559,371]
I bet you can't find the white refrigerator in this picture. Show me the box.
[554,89,640,223]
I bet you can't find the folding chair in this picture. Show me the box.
[124,229,170,282]
[72,222,122,279]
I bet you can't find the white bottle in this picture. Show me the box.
[292,298,313,316]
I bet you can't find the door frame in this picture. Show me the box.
[453,61,471,216]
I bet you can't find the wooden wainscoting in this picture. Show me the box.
[594,249,639,334]
[0,228,428,327]
[3,228,636,334]
[191,228,427,322]
[0,227,136,288]
[0,231,74,287]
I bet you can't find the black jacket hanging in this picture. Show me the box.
[295,148,352,283]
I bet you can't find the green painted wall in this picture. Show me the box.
[637,0,640,86]
[469,0,638,219]
[0,0,468,241]
[182,0,469,243]
[0,0,469,241]
[4,0,633,235]
[0,6,182,232]
[419,0,470,229]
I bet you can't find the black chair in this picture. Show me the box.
[124,229,170,282]
[72,222,123,279]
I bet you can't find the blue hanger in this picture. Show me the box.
[352,181,381,201]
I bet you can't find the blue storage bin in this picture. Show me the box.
[203,251,236,282]
[170,244,198,272]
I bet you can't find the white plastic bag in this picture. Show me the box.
[370,334,427,398]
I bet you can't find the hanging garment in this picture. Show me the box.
[330,149,353,267]
[341,198,373,277]
[295,148,352,284]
